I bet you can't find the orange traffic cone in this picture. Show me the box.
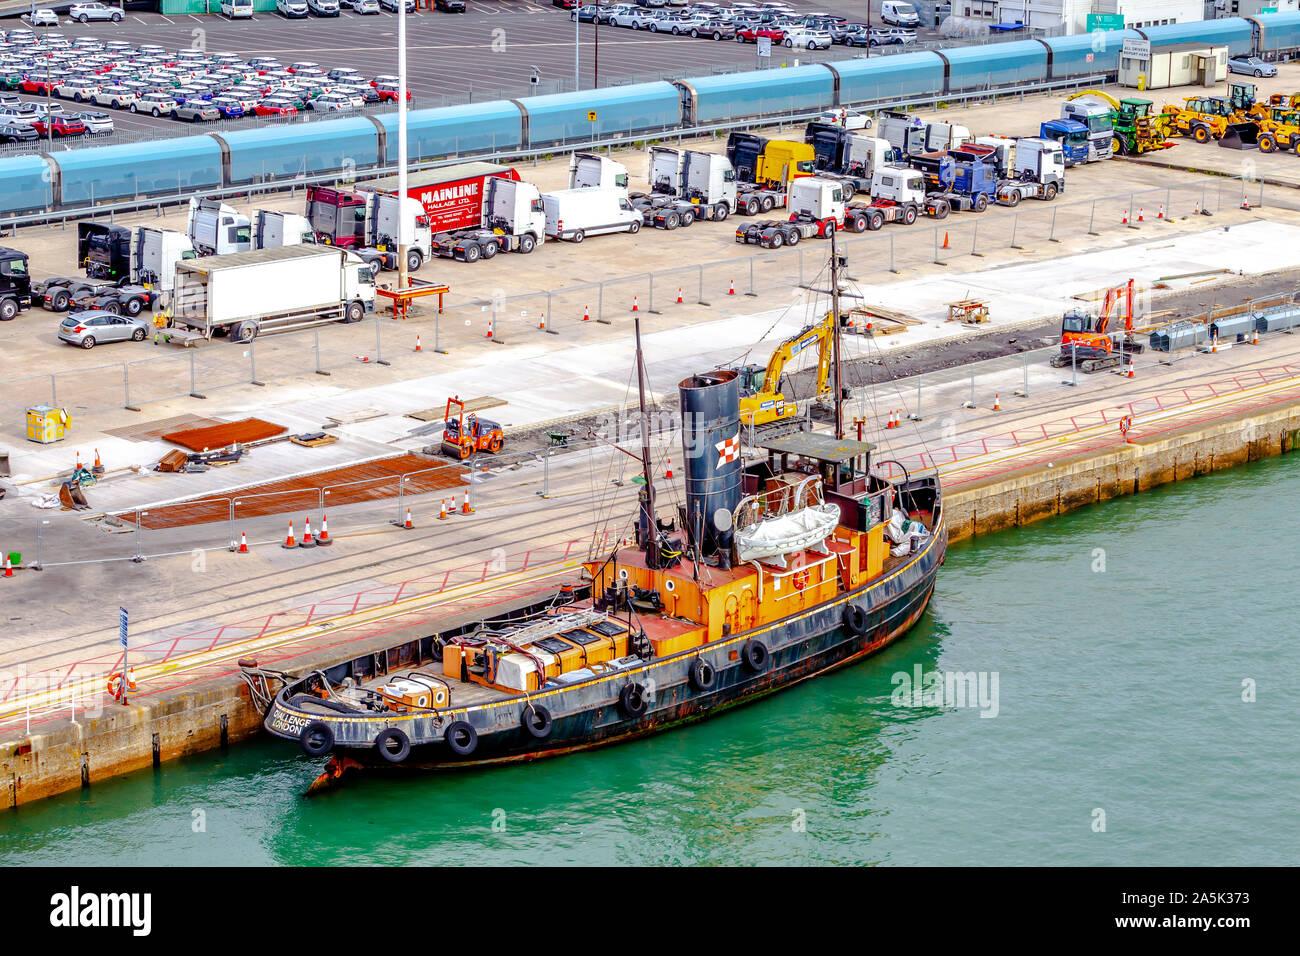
[1157,204,1165,220]
[631,295,639,313]
[665,457,674,479]
[728,280,736,296]
[93,448,105,475]
[1127,362,1135,378]
[356,354,371,362]
[3,555,12,578]
[282,520,296,549]
[942,231,950,249]
[238,531,248,554]
[415,333,422,352]
[461,489,474,515]
[676,287,683,304]
[300,516,316,548]
[582,305,590,322]
[992,394,1001,410]
[75,450,82,471]
[1252,328,1259,345]
[486,317,494,339]
[438,498,449,520]
[317,514,332,546]
[1137,207,1144,222]
[1242,192,1251,210]
[1211,333,1219,353]
[1194,200,1201,215]
[1122,208,1129,225]
[538,313,546,330]
[403,507,413,529]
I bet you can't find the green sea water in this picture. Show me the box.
[3,456,1296,866]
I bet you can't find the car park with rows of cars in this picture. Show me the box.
[572,2,914,47]
[0,28,427,138]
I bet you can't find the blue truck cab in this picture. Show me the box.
[1040,119,1090,167]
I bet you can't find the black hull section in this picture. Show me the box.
[268,515,947,776]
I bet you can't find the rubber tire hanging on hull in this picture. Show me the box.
[445,720,478,756]
[689,658,717,692]
[741,640,769,673]
[619,682,649,719]
[300,721,334,757]
[843,602,869,636]
[375,727,411,764]
[521,703,553,739]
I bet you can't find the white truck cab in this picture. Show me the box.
[871,164,929,206]
[187,198,252,256]
[569,152,630,194]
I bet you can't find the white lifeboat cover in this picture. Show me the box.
[734,503,840,563]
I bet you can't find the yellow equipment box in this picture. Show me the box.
[27,406,69,444]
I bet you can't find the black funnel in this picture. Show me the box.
[679,369,742,559]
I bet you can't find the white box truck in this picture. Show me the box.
[187,197,252,256]
[542,188,643,242]
[255,210,316,249]
[165,245,375,345]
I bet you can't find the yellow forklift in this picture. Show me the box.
[1162,82,1259,146]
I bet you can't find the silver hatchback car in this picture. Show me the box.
[58,310,151,348]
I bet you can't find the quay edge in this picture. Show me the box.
[5,400,1300,809]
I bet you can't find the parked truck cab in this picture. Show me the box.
[0,247,32,321]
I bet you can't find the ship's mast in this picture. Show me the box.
[634,316,657,561]
[829,227,845,441]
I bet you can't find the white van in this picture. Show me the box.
[880,1,920,28]
[541,188,643,242]
[221,0,255,18]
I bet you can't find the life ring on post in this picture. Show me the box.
[374,727,411,763]
[843,603,869,636]
[106,670,137,698]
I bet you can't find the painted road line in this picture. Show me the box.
[0,558,582,722]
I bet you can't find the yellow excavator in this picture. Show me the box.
[736,312,836,431]
[1066,89,1176,155]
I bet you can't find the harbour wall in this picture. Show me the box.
[5,399,1300,809]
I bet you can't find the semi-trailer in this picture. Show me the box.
[163,245,375,345]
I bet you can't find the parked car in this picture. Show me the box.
[736,26,784,43]
[31,114,85,136]
[1228,55,1278,78]
[68,3,123,22]
[130,91,178,116]
[71,109,113,133]
[54,78,101,102]
[379,0,416,10]
[374,81,408,103]
[651,11,710,33]
[782,27,832,49]
[571,4,599,21]
[308,0,341,15]
[696,18,737,39]
[355,0,380,11]
[254,96,297,116]
[0,105,38,124]
[882,27,917,44]
[435,0,465,9]
[172,99,221,122]
[209,94,245,118]
[0,121,38,143]
[23,10,60,27]
[276,0,309,16]
[58,310,151,349]
[310,91,354,112]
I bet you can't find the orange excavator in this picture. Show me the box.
[1049,279,1144,373]
[440,396,504,459]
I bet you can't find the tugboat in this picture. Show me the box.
[249,236,946,789]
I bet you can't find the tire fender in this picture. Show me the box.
[741,639,768,673]
[374,727,410,763]
[689,658,717,692]
[299,720,334,756]
[445,719,478,756]
[618,682,649,719]
[521,703,553,739]
[843,603,869,636]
